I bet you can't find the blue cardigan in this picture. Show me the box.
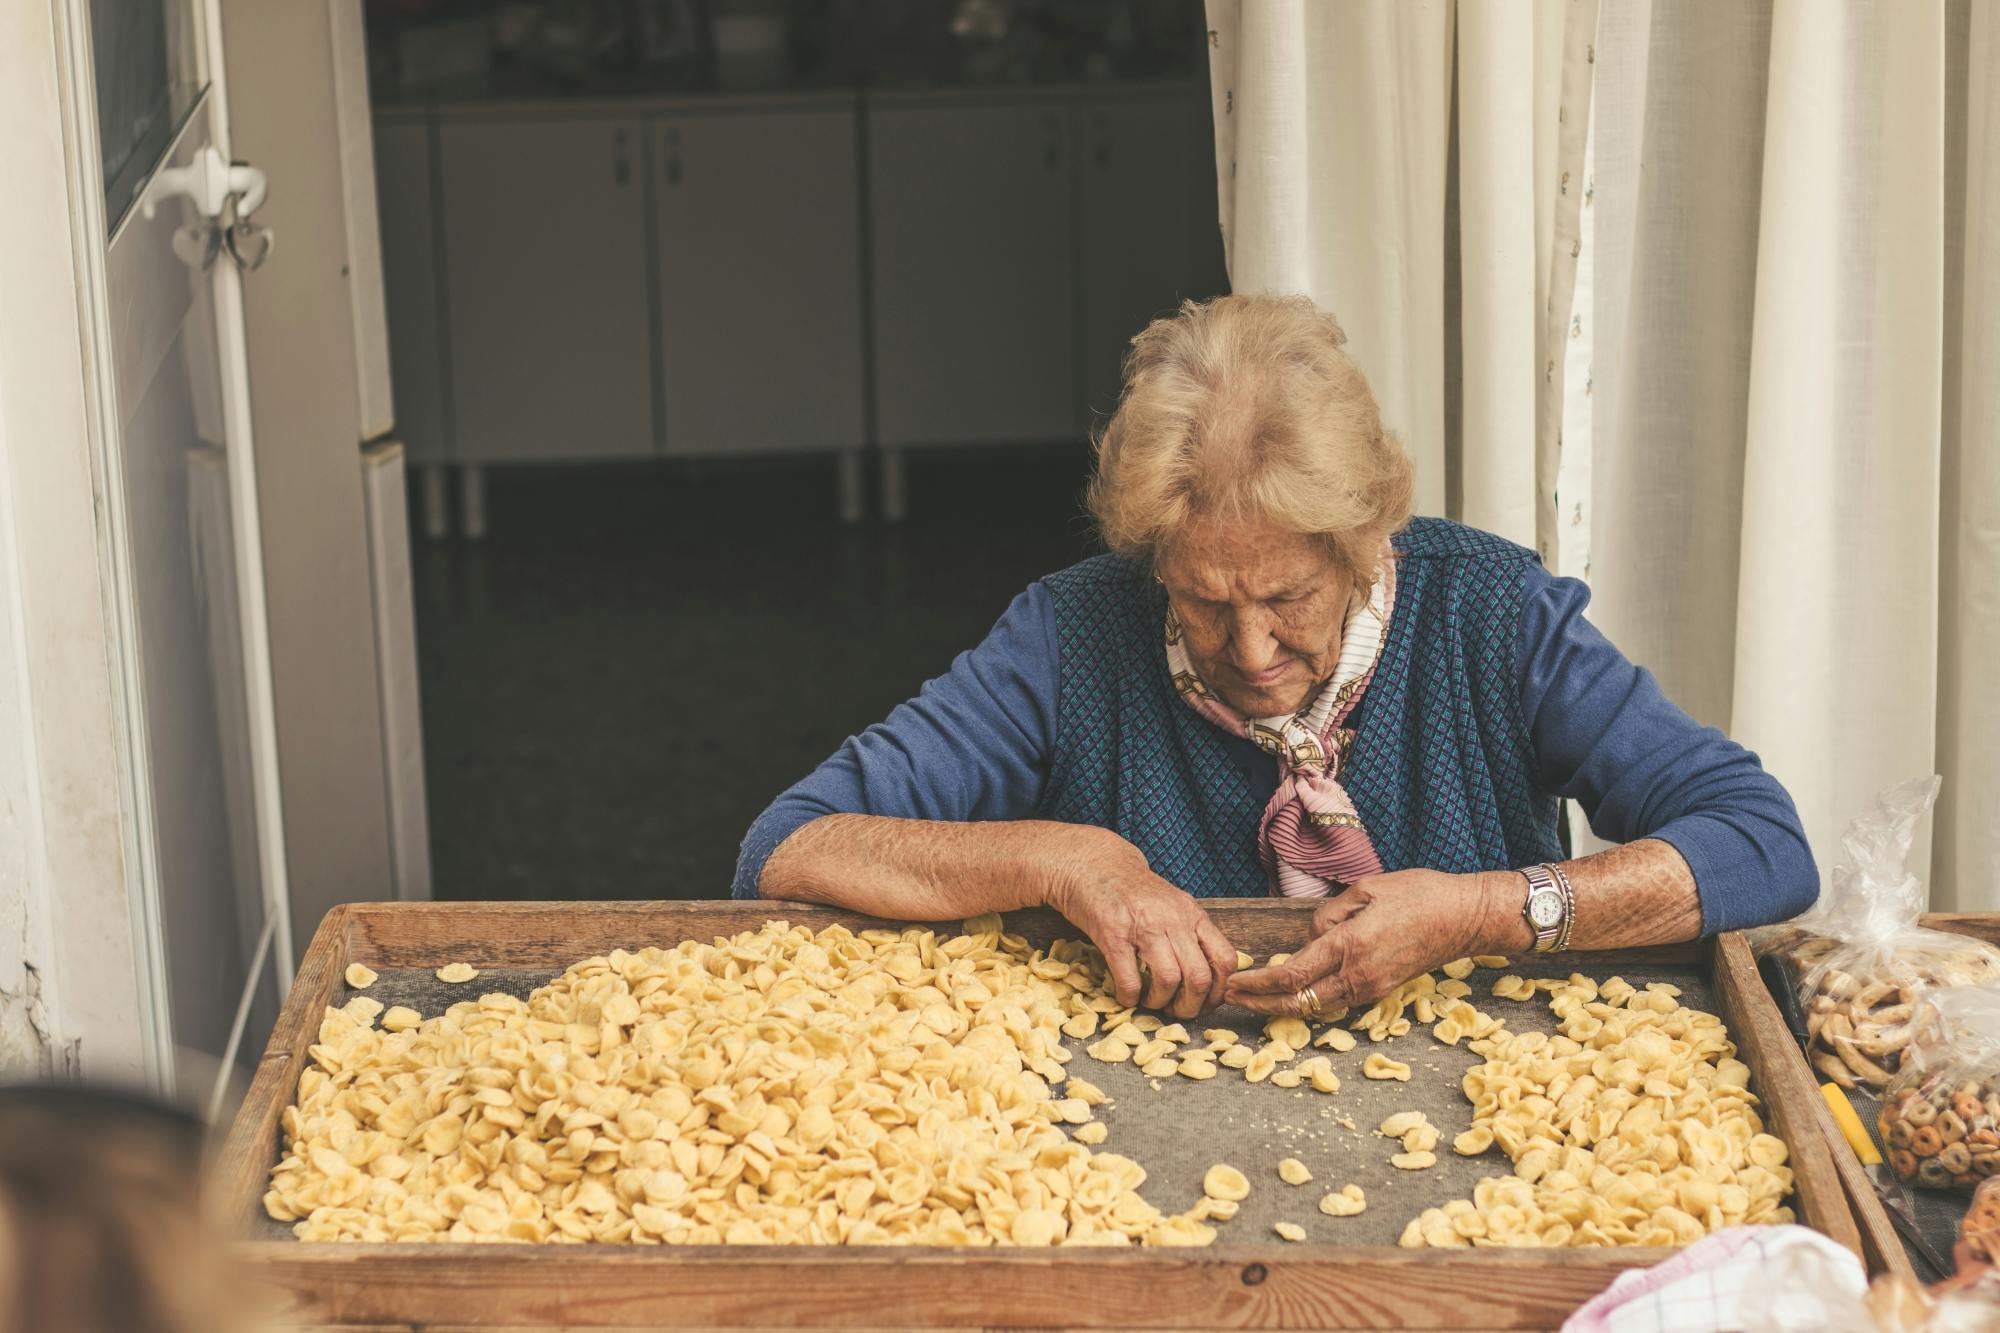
[734,526,1817,933]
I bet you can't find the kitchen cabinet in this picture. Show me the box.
[438,115,655,461]
[1079,94,1228,426]
[867,98,1078,448]
[376,84,1220,525]
[653,107,865,457]
[373,115,449,464]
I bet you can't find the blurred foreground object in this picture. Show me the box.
[0,1084,257,1333]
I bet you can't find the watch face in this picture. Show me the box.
[1528,892,1563,928]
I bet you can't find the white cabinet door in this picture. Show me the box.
[868,101,1076,448]
[439,116,655,461]
[1079,94,1224,427]
[654,107,864,457]
[373,116,450,463]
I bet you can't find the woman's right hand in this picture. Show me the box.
[1042,827,1238,1019]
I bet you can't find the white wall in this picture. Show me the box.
[0,0,153,1084]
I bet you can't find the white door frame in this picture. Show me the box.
[0,0,294,1094]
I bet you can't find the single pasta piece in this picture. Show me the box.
[1264,1017,1311,1049]
[1202,1164,1251,1202]
[435,962,478,984]
[1318,1185,1367,1217]
[1074,1122,1108,1145]
[1176,1059,1218,1080]
[1313,1027,1357,1053]
[1271,1069,1304,1089]
[1278,1158,1313,1185]
[380,1005,421,1032]
[1391,1151,1437,1170]
[344,963,378,989]
[1363,1053,1411,1081]
[1441,958,1476,980]
[1206,1197,1240,1220]
[1141,1058,1179,1078]
[1453,1126,1495,1156]
[1086,1037,1132,1063]
[1066,1076,1107,1106]
[1274,1221,1308,1242]
[1379,1111,1429,1138]
[1472,955,1511,968]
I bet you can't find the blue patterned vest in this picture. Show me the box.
[1035,517,1563,896]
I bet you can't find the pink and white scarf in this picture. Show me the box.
[1164,551,1396,898]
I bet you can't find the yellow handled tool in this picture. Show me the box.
[1820,1081,1882,1165]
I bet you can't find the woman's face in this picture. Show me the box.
[1156,519,1353,718]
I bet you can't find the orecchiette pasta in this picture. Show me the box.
[1398,972,1796,1250]
[1318,1184,1366,1216]
[267,918,1204,1247]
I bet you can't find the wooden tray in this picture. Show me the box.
[221,901,1861,1332]
[1817,912,2000,1281]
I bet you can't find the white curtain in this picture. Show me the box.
[1208,0,2000,910]
[1206,0,1597,564]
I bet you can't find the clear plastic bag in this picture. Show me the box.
[1879,988,2000,1194]
[1751,777,2000,1091]
[1959,1175,2000,1274]
[1744,1235,2000,1332]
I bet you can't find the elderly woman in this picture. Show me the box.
[732,295,1818,1021]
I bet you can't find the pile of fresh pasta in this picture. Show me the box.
[1401,971,1795,1247]
[267,916,1206,1246]
[265,917,1792,1248]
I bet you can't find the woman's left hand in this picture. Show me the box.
[1223,869,1528,1017]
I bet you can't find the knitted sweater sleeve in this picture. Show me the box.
[731,583,1061,898]
[1516,564,1820,932]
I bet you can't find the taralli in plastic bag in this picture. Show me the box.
[1752,777,2000,1091]
[1958,1175,2000,1273]
[1879,989,2000,1195]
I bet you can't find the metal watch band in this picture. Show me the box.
[1520,863,1565,953]
[1548,861,1578,952]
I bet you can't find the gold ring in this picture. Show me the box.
[1297,984,1322,1019]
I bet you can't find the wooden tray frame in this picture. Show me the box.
[221,901,1861,1332]
[1816,912,2000,1281]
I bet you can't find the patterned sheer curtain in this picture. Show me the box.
[1206,0,2000,910]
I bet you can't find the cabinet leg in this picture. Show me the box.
[880,446,907,524]
[419,464,450,540]
[836,449,864,526]
[459,464,488,541]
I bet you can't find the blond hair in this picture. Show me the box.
[1087,294,1416,584]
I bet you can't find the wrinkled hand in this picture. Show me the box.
[1224,869,1522,1017]
[1045,830,1238,1019]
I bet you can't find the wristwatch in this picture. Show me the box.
[1520,863,1575,953]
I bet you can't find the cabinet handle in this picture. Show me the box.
[613,129,631,185]
[662,127,682,186]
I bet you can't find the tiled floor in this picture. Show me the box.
[412,446,1098,900]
